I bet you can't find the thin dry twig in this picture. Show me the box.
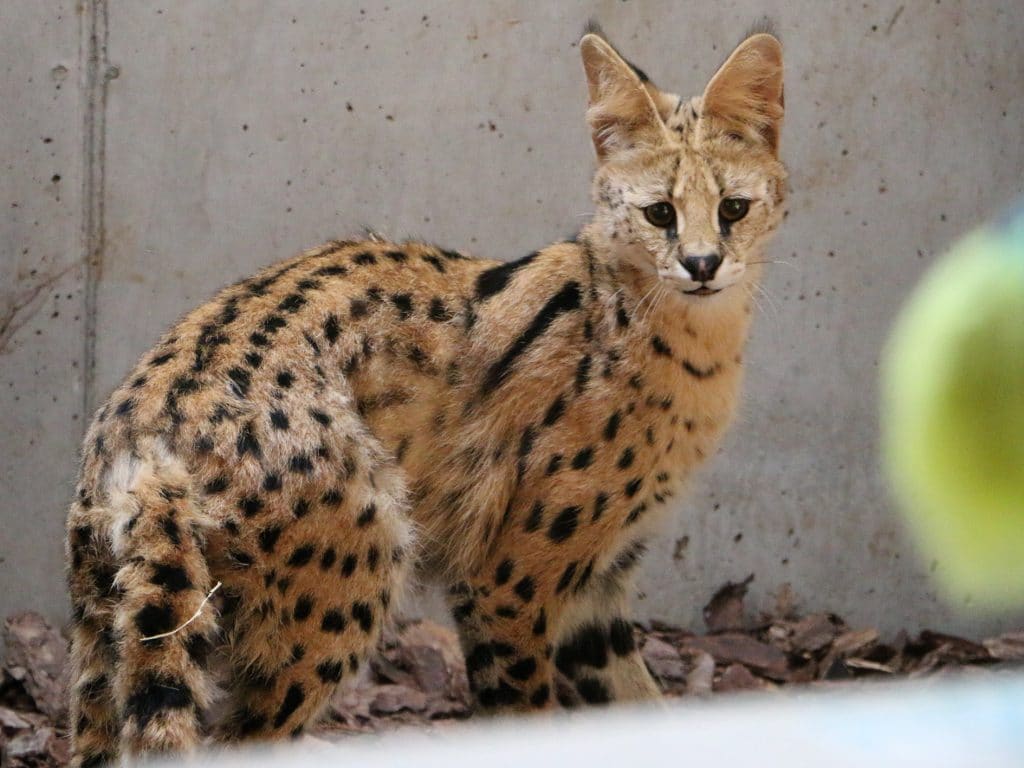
[139,582,221,643]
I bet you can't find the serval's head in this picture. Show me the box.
[580,26,787,301]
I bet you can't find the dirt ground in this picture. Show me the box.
[3,578,1022,766]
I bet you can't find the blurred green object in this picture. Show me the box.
[883,202,1024,607]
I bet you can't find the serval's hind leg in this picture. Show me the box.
[69,443,220,763]
[216,462,412,741]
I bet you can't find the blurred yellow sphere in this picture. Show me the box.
[882,213,1024,608]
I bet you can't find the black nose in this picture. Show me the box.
[680,253,722,282]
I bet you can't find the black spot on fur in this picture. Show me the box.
[530,684,550,708]
[270,409,290,430]
[353,251,377,266]
[576,677,611,704]
[356,503,377,527]
[475,251,538,301]
[236,422,261,458]
[237,709,267,736]
[321,610,346,633]
[602,411,618,442]
[514,576,536,602]
[349,297,369,319]
[262,315,287,334]
[276,371,294,388]
[204,476,229,494]
[322,488,343,505]
[287,545,315,567]
[556,562,578,593]
[309,408,331,426]
[477,681,523,708]
[524,501,544,533]
[465,643,494,676]
[651,336,673,357]
[610,540,647,575]
[543,395,567,426]
[316,659,345,684]
[546,454,563,475]
[494,559,514,586]
[351,602,374,633]
[625,503,647,524]
[278,293,306,314]
[273,683,306,728]
[263,473,282,492]
[618,447,635,469]
[293,499,311,518]
[79,675,108,702]
[575,560,594,593]
[548,505,581,542]
[609,618,636,656]
[239,496,264,517]
[319,548,337,570]
[160,516,181,545]
[422,253,446,273]
[575,354,592,393]
[134,602,175,638]
[314,263,348,277]
[289,454,314,474]
[533,609,548,635]
[150,563,192,593]
[293,595,314,622]
[323,314,341,344]
[125,673,193,730]
[428,296,452,321]
[571,446,595,470]
[506,657,537,681]
[625,477,643,497]
[186,633,213,666]
[340,554,357,577]
[366,545,380,572]
[230,550,254,568]
[452,600,475,622]
[481,281,582,395]
[390,293,414,319]
[258,526,282,553]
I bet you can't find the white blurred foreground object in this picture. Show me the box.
[151,676,1024,768]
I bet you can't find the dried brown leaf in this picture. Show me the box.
[703,574,753,633]
[715,663,774,693]
[641,636,686,682]
[984,631,1024,661]
[684,633,789,678]
[2,613,67,719]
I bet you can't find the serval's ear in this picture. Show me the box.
[580,33,667,161]
[702,33,784,154]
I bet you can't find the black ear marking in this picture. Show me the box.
[743,17,781,44]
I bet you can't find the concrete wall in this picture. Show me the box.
[3,0,1023,639]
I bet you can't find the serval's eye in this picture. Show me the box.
[643,202,675,228]
[718,197,750,224]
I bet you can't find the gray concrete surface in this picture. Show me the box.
[3,1,1024,641]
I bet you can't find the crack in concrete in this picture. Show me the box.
[0,262,83,355]
[80,0,109,423]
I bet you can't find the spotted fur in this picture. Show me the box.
[66,28,786,764]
